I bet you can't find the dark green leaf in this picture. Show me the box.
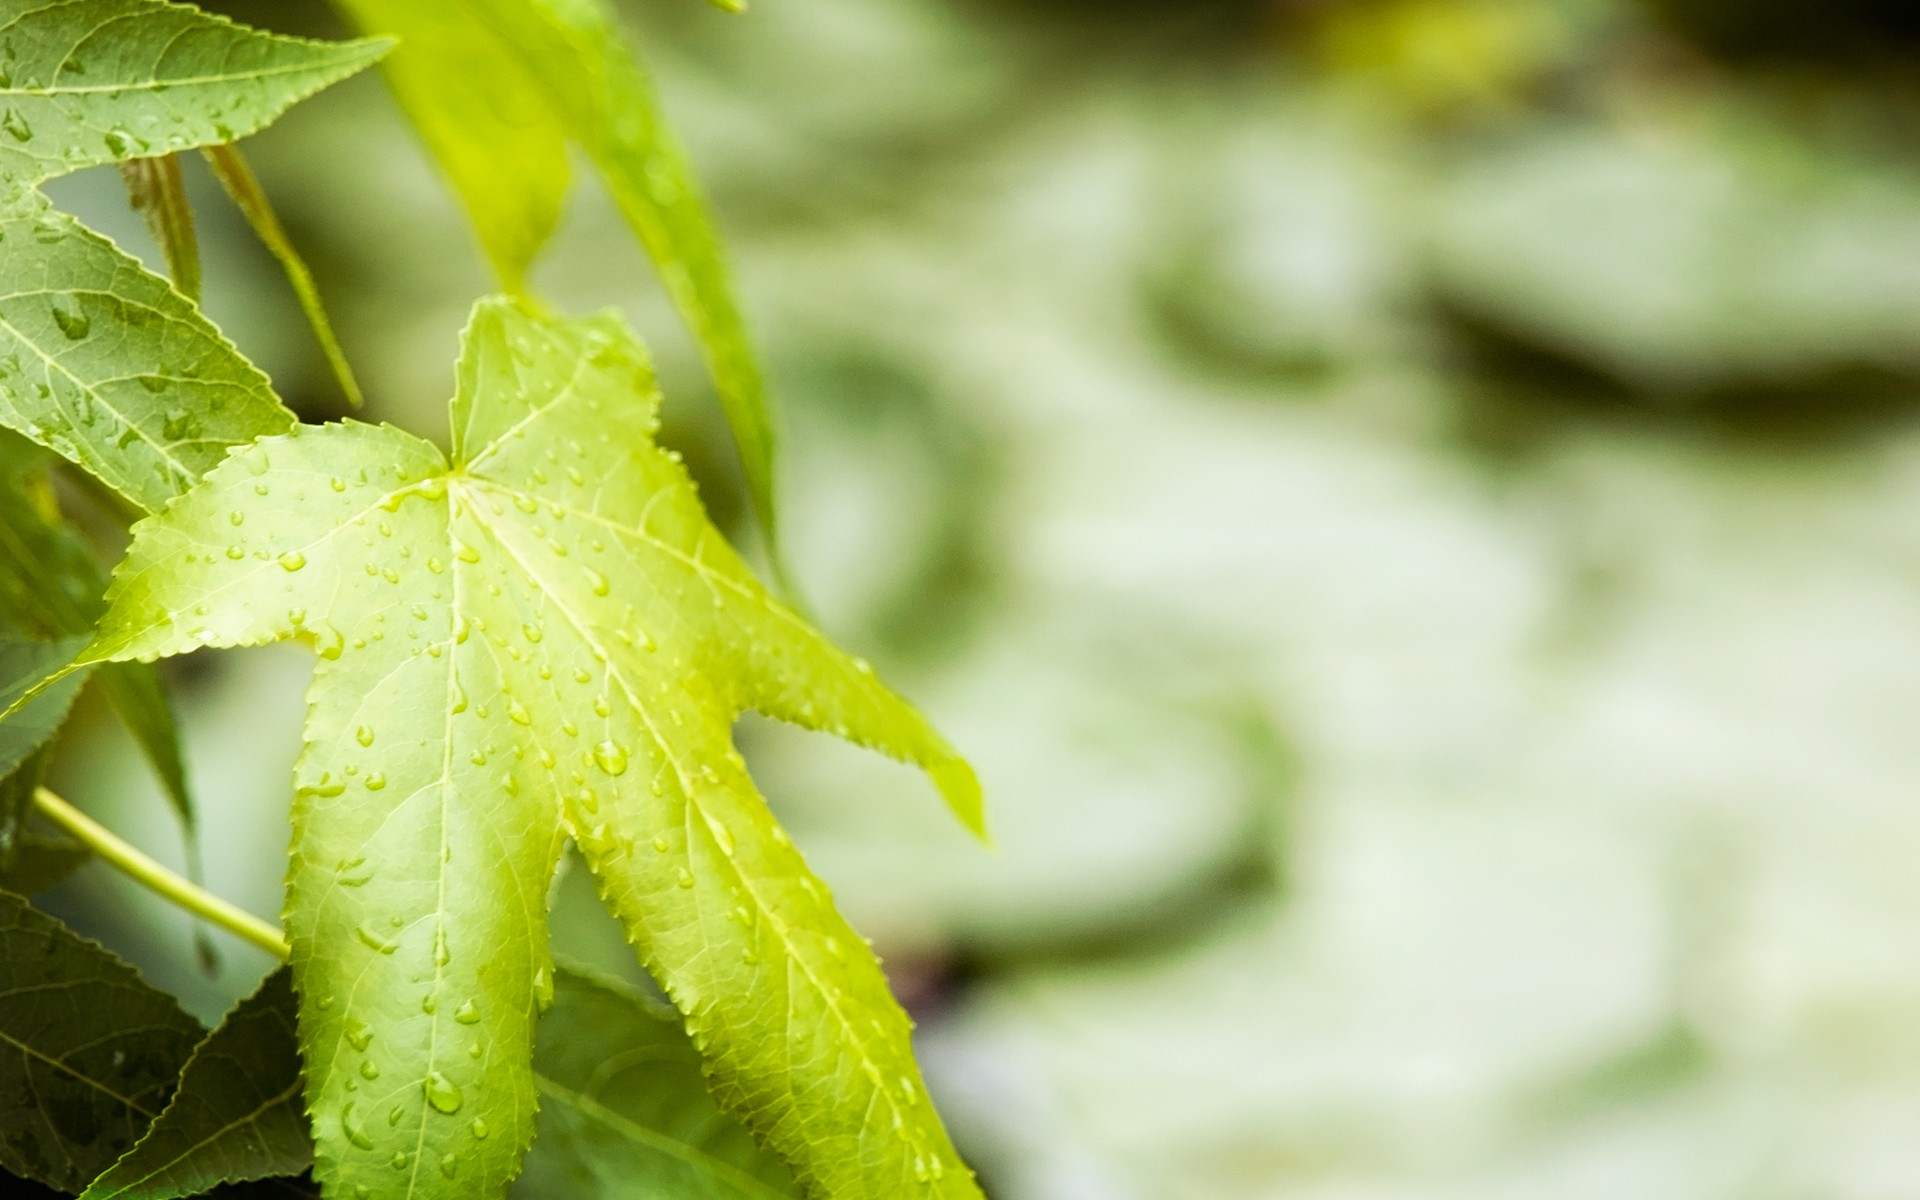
[0,432,197,851]
[78,969,310,1200]
[518,966,800,1200]
[0,834,90,895]
[0,890,203,1191]
[0,636,89,814]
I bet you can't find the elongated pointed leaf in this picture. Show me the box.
[119,156,199,301]
[326,0,569,289]
[202,145,363,409]
[519,966,799,1199]
[331,0,786,579]
[86,297,983,1199]
[0,890,203,1191]
[0,0,388,190]
[79,969,310,1200]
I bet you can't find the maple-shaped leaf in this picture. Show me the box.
[81,297,985,1200]
[0,0,385,512]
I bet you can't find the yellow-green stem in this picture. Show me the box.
[32,788,291,961]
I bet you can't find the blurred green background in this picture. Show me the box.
[34,0,1920,1195]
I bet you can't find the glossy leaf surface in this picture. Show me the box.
[86,297,982,1199]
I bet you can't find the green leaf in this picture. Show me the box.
[0,0,388,190]
[518,965,800,1199]
[118,155,199,301]
[0,833,89,894]
[202,144,363,409]
[0,742,49,867]
[0,634,88,790]
[0,198,295,514]
[79,968,311,1200]
[331,0,787,581]
[0,889,204,1191]
[326,0,569,290]
[86,296,984,1199]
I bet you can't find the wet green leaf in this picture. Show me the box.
[0,0,387,190]
[85,297,983,1200]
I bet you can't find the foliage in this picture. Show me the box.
[0,2,985,1200]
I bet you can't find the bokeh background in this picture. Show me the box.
[34,0,1920,1195]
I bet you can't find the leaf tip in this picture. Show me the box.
[930,756,989,845]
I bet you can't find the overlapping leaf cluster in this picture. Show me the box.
[0,2,987,1200]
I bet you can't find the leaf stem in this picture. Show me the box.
[31,788,291,961]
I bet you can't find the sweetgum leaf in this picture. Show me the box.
[517,965,800,1199]
[0,0,388,190]
[331,0,787,582]
[85,296,984,1200]
[0,889,204,1191]
[79,969,311,1200]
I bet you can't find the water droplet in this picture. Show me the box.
[345,1020,373,1051]
[676,868,694,889]
[1,109,30,142]
[389,1151,409,1171]
[454,999,481,1025]
[228,510,245,526]
[591,740,628,776]
[341,1102,374,1149]
[421,993,438,1015]
[355,725,375,747]
[507,700,531,726]
[424,1070,463,1114]
[470,1118,489,1140]
[277,550,306,572]
[364,772,386,791]
[387,1105,404,1128]
[585,567,609,596]
[533,966,555,1012]
[439,1153,459,1179]
[354,924,397,954]
[49,294,88,340]
[359,1059,380,1080]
